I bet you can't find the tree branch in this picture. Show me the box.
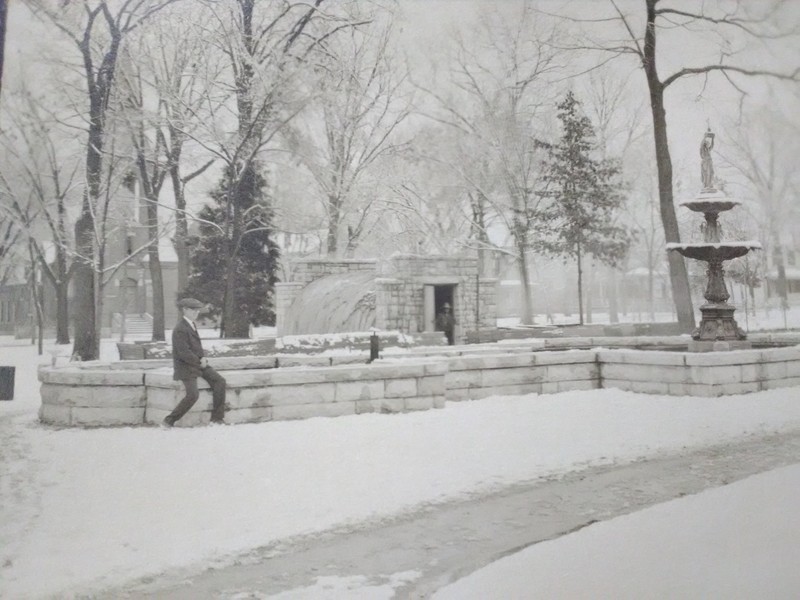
[662,63,800,88]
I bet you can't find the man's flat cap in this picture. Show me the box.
[177,297,204,309]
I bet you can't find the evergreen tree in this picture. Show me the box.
[183,162,280,336]
[537,91,632,324]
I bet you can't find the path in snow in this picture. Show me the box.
[102,428,800,599]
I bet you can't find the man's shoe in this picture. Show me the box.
[161,417,175,428]
[209,419,227,426]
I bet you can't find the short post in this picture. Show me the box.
[369,330,380,363]
[0,366,15,400]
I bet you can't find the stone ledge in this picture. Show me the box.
[37,337,800,428]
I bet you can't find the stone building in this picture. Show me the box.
[276,255,497,342]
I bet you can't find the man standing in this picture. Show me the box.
[163,297,226,427]
[435,302,457,346]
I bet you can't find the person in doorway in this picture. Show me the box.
[162,297,226,427]
[435,302,457,345]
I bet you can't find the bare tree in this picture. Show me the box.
[29,0,178,360]
[284,12,412,257]
[720,104,800,320]
[0,91,80,344]
[418,3,562,324]
[117,7,221,339]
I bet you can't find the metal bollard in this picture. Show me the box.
[0,366,15,400]
[369,332,380,363]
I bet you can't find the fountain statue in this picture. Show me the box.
[667,128,761,351]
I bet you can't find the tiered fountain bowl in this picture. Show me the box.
[667,189,761,352]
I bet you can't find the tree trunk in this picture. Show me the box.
[607,266,619,324]
[170,165,190,293]
[644,0,695,333]
[221,173,250,339]
[146,199,165,341]
[327,194,340,256]
[38,254,70,344]
[576,240,584,325]
[516,240,533,325]
[72,200,96,360]
[55,281,69,344]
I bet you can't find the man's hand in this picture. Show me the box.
[200,357,209,369]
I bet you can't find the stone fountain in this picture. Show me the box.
[667,128,762,351]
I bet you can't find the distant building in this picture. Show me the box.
[276,255,497,342]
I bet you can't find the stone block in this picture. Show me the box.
[39,367,144,386]
[447,356,489,371]
[600,379,634,394]
[355,398,405,414]
[598,350,686,366]
[146,387,183,411]
[710,381,761,396]
[89,386,146,409]
[365,363,428,379]
[144,407,169,425]
[445,388,469,402]
[786,361,800,378]
[762,376,800,390]
[235,387,274,409]
[667,382,690,396]
[684,350,756,366]
[433,395,446,408]
[272,402,355,421]
[268,383,335,406]
[609,379,670,395]
[445,370,482,390]
[404,396,436,411]
[39,383,86,406]
[418,375,445,396]
[223,370,279,388]
[167,411,210,427]
[385,378,418,398]
[480,368,545,387]
[469,383,540,399]
[335,380,384,402]
[545,363,598,383]
[70,407,145,427]
[39,403,71,426]
[423,362,449,376]
[533,351,597,366]
[763,361,788,380]
[553,379,598,393]
[760,347,800,362]
[621,364,689,384]
[225,407,273,424]
[144,370,180,387]
[739,363,762,383]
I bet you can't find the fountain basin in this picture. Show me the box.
[667,241,762,262]
[680,193,740,214]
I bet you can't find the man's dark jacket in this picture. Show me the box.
[172,318,204,380]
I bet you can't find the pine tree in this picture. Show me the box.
[537,91,632,324]
[183,162,280,336]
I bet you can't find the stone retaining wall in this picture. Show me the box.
[39,359,447,428]
[600,346,800,396]
[38,337,800,428]
[445,351,599,401]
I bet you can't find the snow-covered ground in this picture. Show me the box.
[1,310,800,598]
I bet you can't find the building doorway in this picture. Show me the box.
[423,284,456,342]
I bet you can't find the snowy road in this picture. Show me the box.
[103,428,800,599]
